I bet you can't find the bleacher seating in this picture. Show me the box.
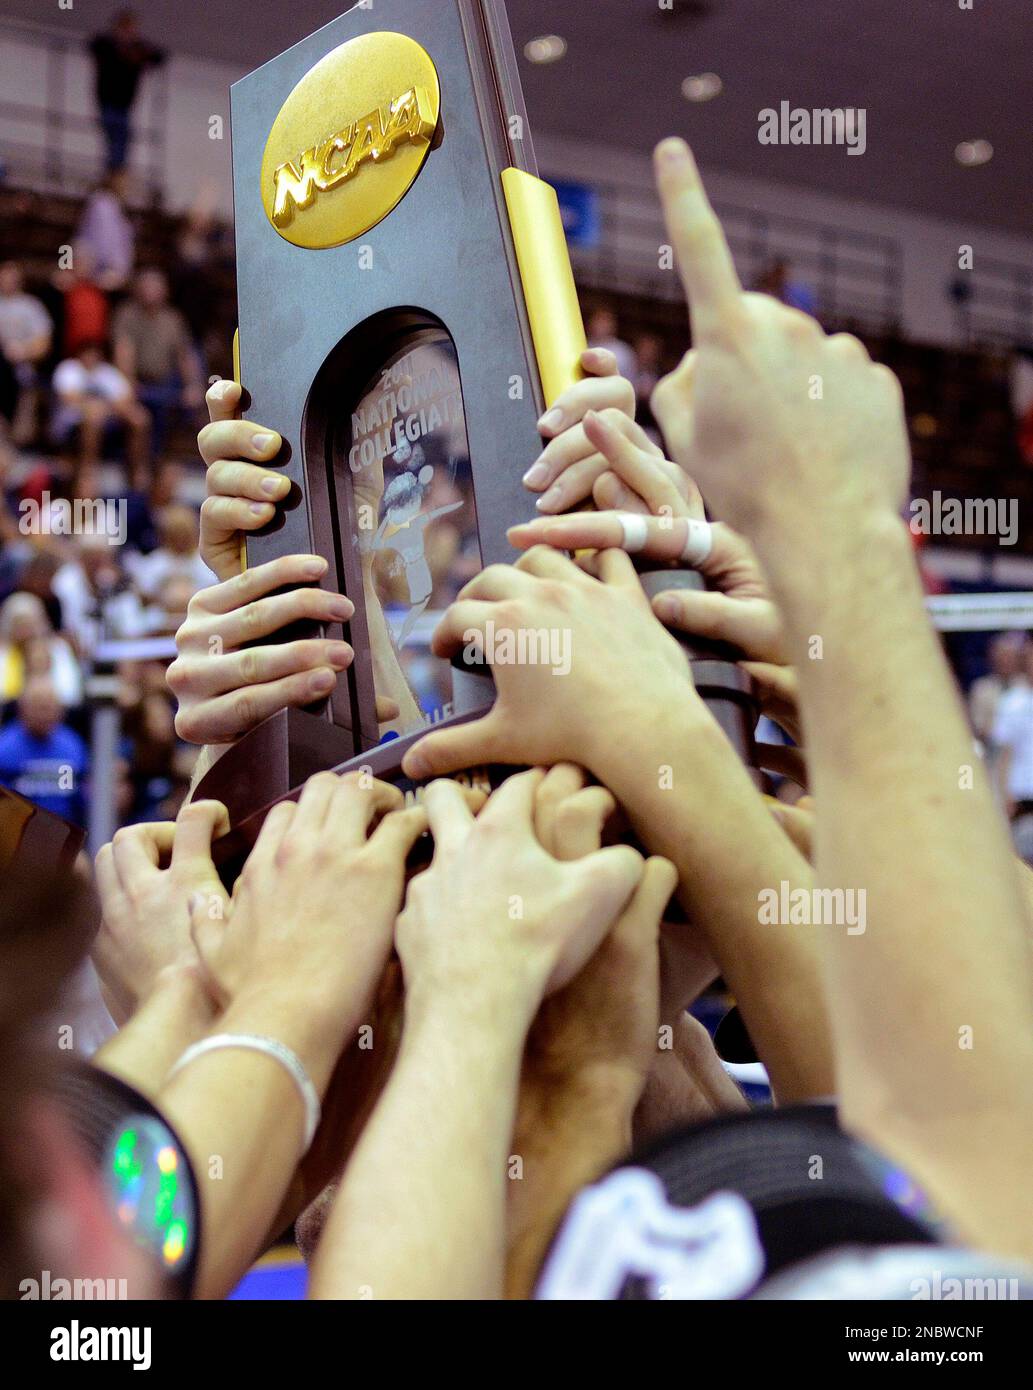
[3,183,1030,552]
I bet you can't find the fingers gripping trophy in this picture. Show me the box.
[193,0,759,878]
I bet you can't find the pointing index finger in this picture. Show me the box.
[654,138,743,340]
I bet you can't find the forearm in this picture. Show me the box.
[591,707,833,1103]
[159,986,349,1299]
[763,512,1033,1251]
[776,514,1033,1101]
[506,1085,635,1300]
[93,967,215,1097]
[310,992,528,1300]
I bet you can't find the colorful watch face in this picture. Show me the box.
[104,1114,197,1277]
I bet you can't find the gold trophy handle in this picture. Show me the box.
[501,168,587,407]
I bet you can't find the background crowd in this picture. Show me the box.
[2,4,1033,1312]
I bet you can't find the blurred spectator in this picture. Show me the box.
[52,340,151,495]
[0,593,82,708]
[0,261,53,445]
[112,270,204,459]
[52,538,149,658]
[148,573,196,637]
[632,332,664,437]
[126,504,212,601]
[117,659,185,818]
[969,633,1028,744]
[587,305,638,382]
[52,243,111,359]
[755,257,818,316]
[89,9,166,173]
[76,172,135,293]
[992,637,1033,832]
[10,552,64,633]
[0,676,87,824]
[170,184,232,368]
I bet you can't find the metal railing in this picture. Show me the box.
[0,13,167,203]
[951,250,1033,348]
[552,173,904,335]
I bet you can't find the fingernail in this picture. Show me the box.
[523,461,550,489]
[249,502,269,516]
[329,596,354,620]
[310,669,336,695]
[251,432,278,455]
[537,407,565,434]
[537,483,564,512]
[403,750,428,780]
[261,476,286,497]
[303,556,328,579]
[328,642,353,668]
[656,137,690,167]
[211,379,233,399]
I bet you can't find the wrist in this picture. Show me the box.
[150,962,218,1022]
[554,1063,644,1135]
[218,982,352,1093]
[404,972,539,1049]
[590,697,728,809]
[758,507,913,626]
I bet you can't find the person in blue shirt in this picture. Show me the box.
[0,676,88,824]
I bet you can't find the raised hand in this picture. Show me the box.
[168,554,354,745]
[522,347,640,513]
[197,380,292,581]
[190,771,424,1029]
[648,139,910,555]
[396,771,645,1006]
[93,801,229,1025]
[401,546,697,782]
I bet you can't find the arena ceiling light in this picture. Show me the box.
[524,34,567,64]
[682,72,723,102]
[955,139,993,166]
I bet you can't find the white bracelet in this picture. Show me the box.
[680,518,713,566]
[168,1033,321,1150]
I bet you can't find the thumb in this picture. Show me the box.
[402,711,506,781]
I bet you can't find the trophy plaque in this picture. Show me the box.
[195,0,590,873]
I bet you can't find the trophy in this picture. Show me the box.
[195,0,591,874]
[197,0,759,878]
